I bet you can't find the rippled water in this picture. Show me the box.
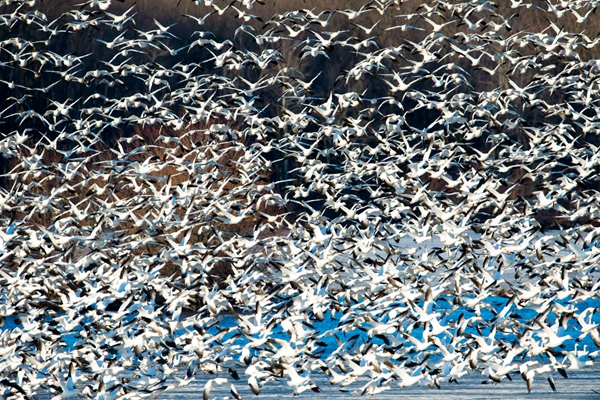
[160,366,600,399]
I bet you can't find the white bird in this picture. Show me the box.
[275,362,321,395]
[203,378,241,400]
[351,19,381,35]
[182,11,216,26]
[420,16,458,32]
[393,364,427,387]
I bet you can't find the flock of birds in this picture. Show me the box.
[1,0,600,398]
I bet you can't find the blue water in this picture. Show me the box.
[1,295,598,375]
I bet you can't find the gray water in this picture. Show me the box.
[158,366,600,399]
